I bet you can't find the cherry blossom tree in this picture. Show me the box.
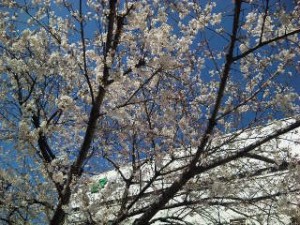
[0,0,300,224]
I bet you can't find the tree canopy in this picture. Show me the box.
[0,0,300,224]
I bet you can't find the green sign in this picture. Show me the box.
[90,177,108,193]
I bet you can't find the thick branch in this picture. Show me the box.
[243,152,277,164]
[32,114,55,163]
[49,86,106,225]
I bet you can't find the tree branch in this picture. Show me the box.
[233,28,300,62]
[132,1,243,224]
[195,118,300,174]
